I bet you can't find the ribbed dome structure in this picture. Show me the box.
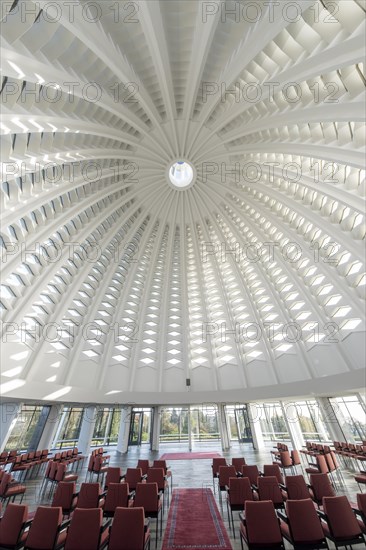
[1,0,365,404]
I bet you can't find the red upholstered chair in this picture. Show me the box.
[0,503,29,550]
[123,468,144,491]
[91,456,108,483]
[75,483,104,509]
[64,507,109,550]
[284,474,313,500]
[51,481,77,517]
[355,471,366,492]
[309,473,335,507]
[146,468,169,508]
[231,458,246,474]
[103,483,130,517]
[353,493,366,534]
[51,463,78,496]
[320,495,364,548]
[291,450,303,474]
[0,472,26,505]
[218,466,236,503]
[152,460,172,490]
[212,458,227,492]
[306,455,329,476]
[256,476,286,509]
[240,464,260,486]
[262,464,284,484]
[240,500,285,549]
[85,455,95,482]
[277,451,294,476]
[133,482,162,547]
[104,467,122,490]
[108,507,150,550]
[24,506,67,550]
[278,499,328,548]
[137,460,150,476]
[226,476,257,538]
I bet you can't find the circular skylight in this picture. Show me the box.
[168,161,195,189]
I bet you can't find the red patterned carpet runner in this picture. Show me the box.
[159,452,222,460]
[161,488,232,550]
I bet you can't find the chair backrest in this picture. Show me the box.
[245,500,283,545]
[103,483,129,514]
[330,451,339,468]
[0,472,11,496]
[316,454,329,474]
[323,496,362,538]
[93,456,104,473]
[212,458,226,476]
[0,503,28,547]
[152,460,167,473]
[76,483,100,508]
[231,458,246,472]
[257,476,284,505]
[134,482,159,512]
[285,475,311,500]
[64,508,102,550]
[49,461,58,480]
[279,451,292,468]
[286,499,325,543]
[125,468,143,489]
[55,462,67,482]
[105,467,121,488]
[309,473,335,502]
[357,492,366,515]
[324,452,336,472]
[108,507,146,550]
[25,506,63,550]
[263,464,284,484]
[291,450,301,466]
[241,464,259,486]
[52,481,76,511]
[218,465,236,488]
[137,460,150,475]
[146,468,165,490]
[87,455,95,471]
[228,477,254,506]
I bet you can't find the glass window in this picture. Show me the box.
[259,403,290,441]
[5,405,43,451]
[92,408,121,446]
[191,405,219,441]
[159,407,189,443]
[53,407,83,449]
[291,400,331,441]
[330,395,366,442]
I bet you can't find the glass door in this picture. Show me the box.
[128,408,152,446]
[235,407,253,443]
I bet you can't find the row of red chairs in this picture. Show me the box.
[225,471,337,534]
[0,502,151,550]
[5,450,50,481]
[239,495,366,549]
[334,440,366,471]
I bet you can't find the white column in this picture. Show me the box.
[281,402,305,450]
[151,406,160,452]
[248,403,265,450]
[218,404,230,451]
[78,406,97,455]
[0,402,21,452]
[188,405,192,451]
[116,406,131,454]
[37,404,63,451]
[316,397,345,442]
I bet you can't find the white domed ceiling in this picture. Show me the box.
[1,0,365,404]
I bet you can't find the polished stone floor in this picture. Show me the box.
[16,441,362,549]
